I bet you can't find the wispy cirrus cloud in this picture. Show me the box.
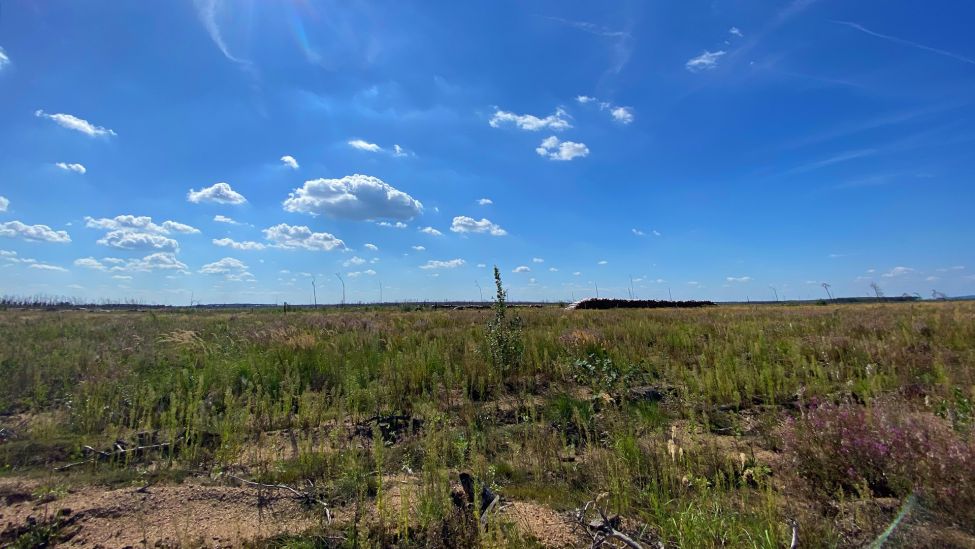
[832,20,975,66]
[420,259,465,270]
[685,50,726,72]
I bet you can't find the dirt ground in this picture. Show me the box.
[0,477,322,547]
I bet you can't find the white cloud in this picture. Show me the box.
[0,47,9,70]
[549,267,558,272]
[610,106,634,124]
[343,256,367,267]
[476,263,487,268]
[450,216,507,236]
[194,0,249,64]
[729,27,743,38]
[882,266,914,278]
[364,243,378,251]
[489,108,571,131]
[573,271,582,276]
[280,155,299,169]
[347,269,377,278]
[55,162,86,174]
[576,95,596,104]
[283,174,423,221]
[212,237,266,251]
[74,257,107,270]
[726,276,752,283]
[187,182,247,205]
[200,257,252,281]
[685,50,726,72]
[0,196,8,212]
[29,263,68,273]
[348,139,382,152]
[926,276,940,282]
[513,266,530,273]
[419,226,443,236]
[392,144,410,157]
[0,221,71,243]
[377,221,408,229]
[263,223,345,251]
[632,228,645,236]
[936,265,965,272]
[112,275,133,280]
[532,257,544,263]
[652,230,662,236]
[477,198,493,206]
[98,230,178,251]
[420,259,465,269]
[213,214,239,224]
[34,110,116,137]
[536,136,589,161]
[161,220,200,234]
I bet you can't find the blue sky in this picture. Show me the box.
[1,1,973,304]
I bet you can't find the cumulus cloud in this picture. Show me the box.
[84,215,197,251]
[513,266,530,273]
[420,259,465,269]
[549,267,558,272]
[364,243,378,251]
[187,182,247,205]
[98,230,178,252]
[576,95,596,104]
[74,253,188,273]
[532,257,544,263]
[377,221,408,229]
[726,276,752,283]
[536,136,589,161]
[280,155,299,169]
[882,266,914,278]
[450,216,507,236]
[283,174,422,221]
[347,269,376,278]
[263,223,345,251]
[34,110,116,137]
[200,257,252,281]
[0,221,71,243]
[29,263,68,272]
[419,226,443,236]
[477,198,493,206]
[343,256,367,267]
[652,230,662,236]
[0,196,8,212]
[489,108,571,131]
[597,260,608,265]
[686,50,726,72]
[213,214,239,224]
[161,221,200,234]
[411,245,426,251]
[610,106,634,124]
[632,228,645,236]
[212,237,266,251]
[55,162,86,174]
[348,139,382,152]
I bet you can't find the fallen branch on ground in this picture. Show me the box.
[54,440,177,471]
[226,474,333,524]
[573,493,658,549]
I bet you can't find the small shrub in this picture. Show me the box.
[779,399,975,525]
[486,267,523,381]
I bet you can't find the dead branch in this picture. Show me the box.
[573,493,655,549]
[227,474,332,524]
[788,518,798,549]
[54,441,176,471]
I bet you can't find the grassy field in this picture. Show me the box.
[1,295,973,547]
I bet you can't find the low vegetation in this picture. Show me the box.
[0,289,973,546]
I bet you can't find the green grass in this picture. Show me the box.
[1,302,973,546]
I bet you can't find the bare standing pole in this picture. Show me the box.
[335,273,345,306]
[311,278,318,307]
